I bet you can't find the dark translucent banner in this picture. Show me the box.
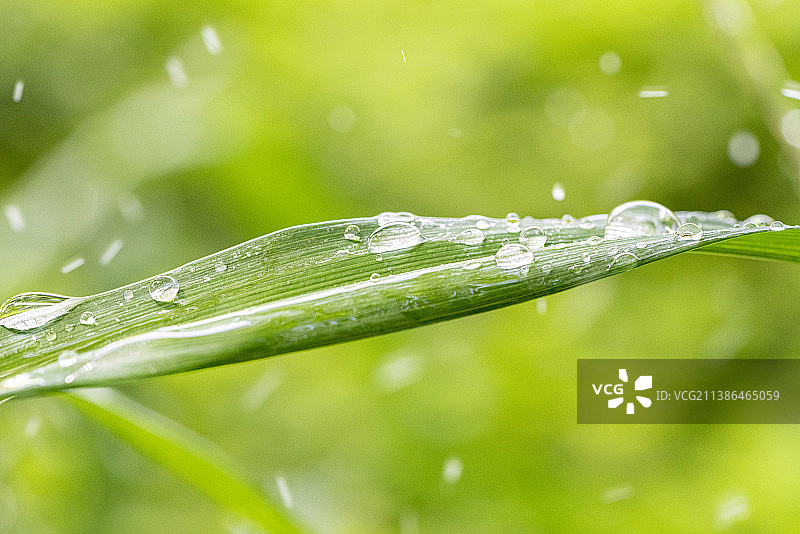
[577,359,800,424]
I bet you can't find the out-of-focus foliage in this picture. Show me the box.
[0,0,798,532]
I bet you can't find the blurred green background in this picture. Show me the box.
[2,0,800,532]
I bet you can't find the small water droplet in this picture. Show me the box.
[607,252,639,270]
[505,212,520,225]
[369,273,380,282]
[58,350,79,367]
[452,228,485,245]
[495,243,534,269]
[604,200,680,238]
[551,183,565,201]
[743,214,773,227]
[0,293,84,332]
[368,222,425,253]
[635,241,648,249]
[64,324,74,332]
[79,311,96,325]
[582,252,592,263]
[123,289,134,301]
[45,330,57,342]
[464,261,482,270]
[476,219,490,230]
[587,235,603,244]
[578,217,595,229]
[769,221,786,231]
[676,222,703,241]
[519,227,546,249]
[215,261,227,273]
[344,225,361,242]
[149,275,179,303]
[375,254,383,261]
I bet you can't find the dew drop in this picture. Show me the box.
[505,212,520,225]
[57,350,79,368]
[519,227,547,249]
[452,228,485,245]
[45,330,57,342]
[587,235,603,244]
[344,225,361,242]
[123,289,134,301]
[475,219,491,230]
[464,261,482,270]
[604,200,680,238]
[578,217,595,229]
[607,252,639,270]
[79,311,96,325]
[582,252,592,263]
[743,214,773,227]
[551,183,565,201]
[495,243,534,269]
[769,221,786,231]
[368,222,425,253]
[0,293,84,332]
[377,211,416,225]
[215,262,227,273]
[149,275,179,303]
[676,222,703,241]
[369,273,380,282]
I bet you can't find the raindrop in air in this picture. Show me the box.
[149,275,179,303]
[519,227,546,249]
[551,183,565,201]
[0,293,84,332]
[79,311,96,325]
[453,228,485,245]
[368,222,424,253]
[675,222,703,241]
[604,200,680,238]
[123,289,134,301]
[495,243,534,269]
[344,225,361,242]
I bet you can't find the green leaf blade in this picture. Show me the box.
[0,213,796,399]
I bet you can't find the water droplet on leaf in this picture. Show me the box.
[519,227,546,249]
[743,214,773,227]
[123,289,134,301]
[604,200,679,238]
[149,275,179,303]
[344,225,361,242]
[79,311,96,325]
[368,222,424,253]
[0,293,84,332]
[769,221,786,231]
[215,262,227,273]
[57,350,79,367]
[45,330,57,342]
[453,228,485,245]
[377,211,416,225]
[676,222,703,240]
[369,273,380,282]
[495,243,534,269]
[607,251,639,270]
[505,212,520,225]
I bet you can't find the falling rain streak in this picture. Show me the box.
[165,57,188,88]
[201,26,222,55]
[12,80,23,102]
[99,239,123,266]
[4,205,25,232]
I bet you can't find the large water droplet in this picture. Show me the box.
[149,275,179,303]
[452,228,485,245]
[0,293,84,332]
[495,243,534,269]
[368,222,425,253]
[344,225,361,242]
[769,221,786,231]
[519,227,546,249]
[604,200,679,238]
[675,222,703,241]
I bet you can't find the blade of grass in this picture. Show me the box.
[0,210,796,399]
[66,388,304,534]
